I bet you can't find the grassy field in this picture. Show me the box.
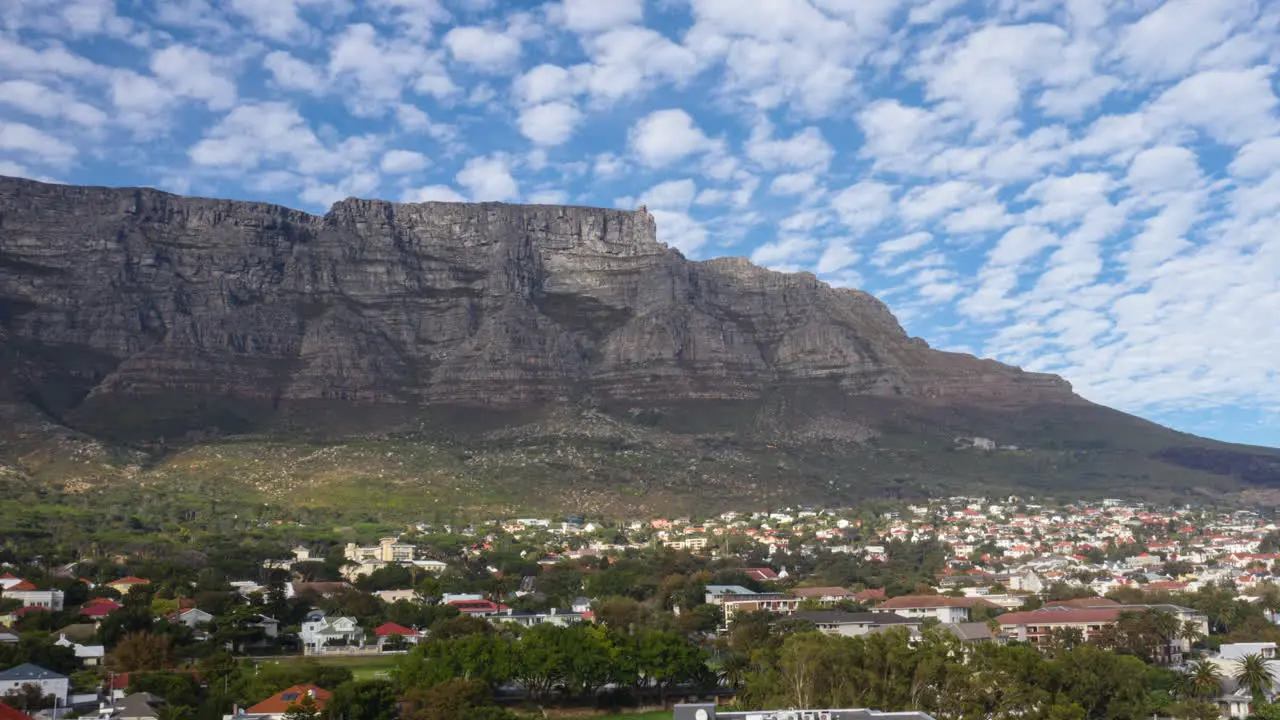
[265,654,401,681]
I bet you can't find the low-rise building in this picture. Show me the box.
[0,664,68,706]
[788,611,921,637]
[874,596,996,624]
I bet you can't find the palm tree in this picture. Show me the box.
[1180,620,1205,648]
[1189,658,1223,700]
[1235,653,1274,707]
[717,651,752,690]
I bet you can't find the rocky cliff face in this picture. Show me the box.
[0,176,1079,443]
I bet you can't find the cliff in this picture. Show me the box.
[0,176,1075,439]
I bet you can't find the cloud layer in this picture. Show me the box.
[1,0,1278,445]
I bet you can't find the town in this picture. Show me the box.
[3,496,1280,720]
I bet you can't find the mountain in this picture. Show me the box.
[1,176,1276,516]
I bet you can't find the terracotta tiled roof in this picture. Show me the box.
[879,595,997,609]
[247,685,332,714]
[854,588,887,602]
[1043,598,1118,609]
[791,586,855,598]
[998,608,1121,625]
[0,702,35,720]
[373,622,419,637]
[6,581,37,591]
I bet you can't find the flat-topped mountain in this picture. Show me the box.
[0,176,1275,515]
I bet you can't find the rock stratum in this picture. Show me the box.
[0,176,1276,514]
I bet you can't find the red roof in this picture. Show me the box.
[81,599,122,617]
[791,586,855,598]
[878,595,997,609]
[744,568,779,581]
[1043,597,1117,609]
[373,622,420,637]
[6,581,37,592]
[855,588,887,602]
[14,607,48,617]
[0,702,36,720]
[999,608,1121,625]
[248,685,332,714]
[447,599,508,613]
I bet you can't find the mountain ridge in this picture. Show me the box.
[0,175,1276,515]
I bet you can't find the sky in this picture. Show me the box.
[0,0,1278,448]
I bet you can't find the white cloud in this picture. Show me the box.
[514,64,576,105]
[830,181,895,231]
[444,26,522,73]
[456,154,519,201]
[0,79,107,127]
[561,0,642,33]
[628,109,718,168]
[639,179,698,210]
[380,149,428,174]
[650,209,708,254]
[0,120,77,163]
[899,180,985,224]
[1117,0,1256,81]
[528,189,569,204]
[816,240,859,273]
[402,185,467,203]
[1230,137,1280,179]
[264,51,325,93]
[149,44,237,110]
[517,102,583,146]
[768,172,818,196]
[745,123,834,172]
[1149,67,1280,146]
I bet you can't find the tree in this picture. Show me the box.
[107,631,173,672]
[2,683,55,713]
[329,680,398,720]
[1188,659,1223,700]
[401,678,516,720]
[281,694,321,720]
[1235,653,1273,707]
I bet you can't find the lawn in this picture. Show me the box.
[266,654,401,681]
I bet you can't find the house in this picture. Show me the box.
[720,594,801,622]
[80,600,122,620]
[372,623,421,647]
[743,568,780,582]
[299,614,362,650]
[53,634,105,666]
[446,599,510,617]
[490,609,584,628]
[109,691,165,720]
[2,589,65,612]
[705,586,758,605]
[790,587,858,604]
[372,589,420,604]
[172,608,215,629]
[0,664,68,705]
[788,611,921,637]
[874,596,997,624]
[996,608,1121,646]
[0,576,26,592]
[106,577,149,595]
[227,684,333,720]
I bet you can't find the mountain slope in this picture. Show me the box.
[1,176,1276,515]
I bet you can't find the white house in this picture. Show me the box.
[173,608,216,629]
[2,589,65,611]
[299,614,363,651]
[54,634,105,667]
[873,596,995,624]
[0,664,69,705]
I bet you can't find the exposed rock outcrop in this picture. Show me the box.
[0,176,1077,443]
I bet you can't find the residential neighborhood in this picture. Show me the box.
[4,497,1280,719]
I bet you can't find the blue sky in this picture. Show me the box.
[1,0,1278,447]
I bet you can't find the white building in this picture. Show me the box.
[2,589,65,611]
[0,664,69,705]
